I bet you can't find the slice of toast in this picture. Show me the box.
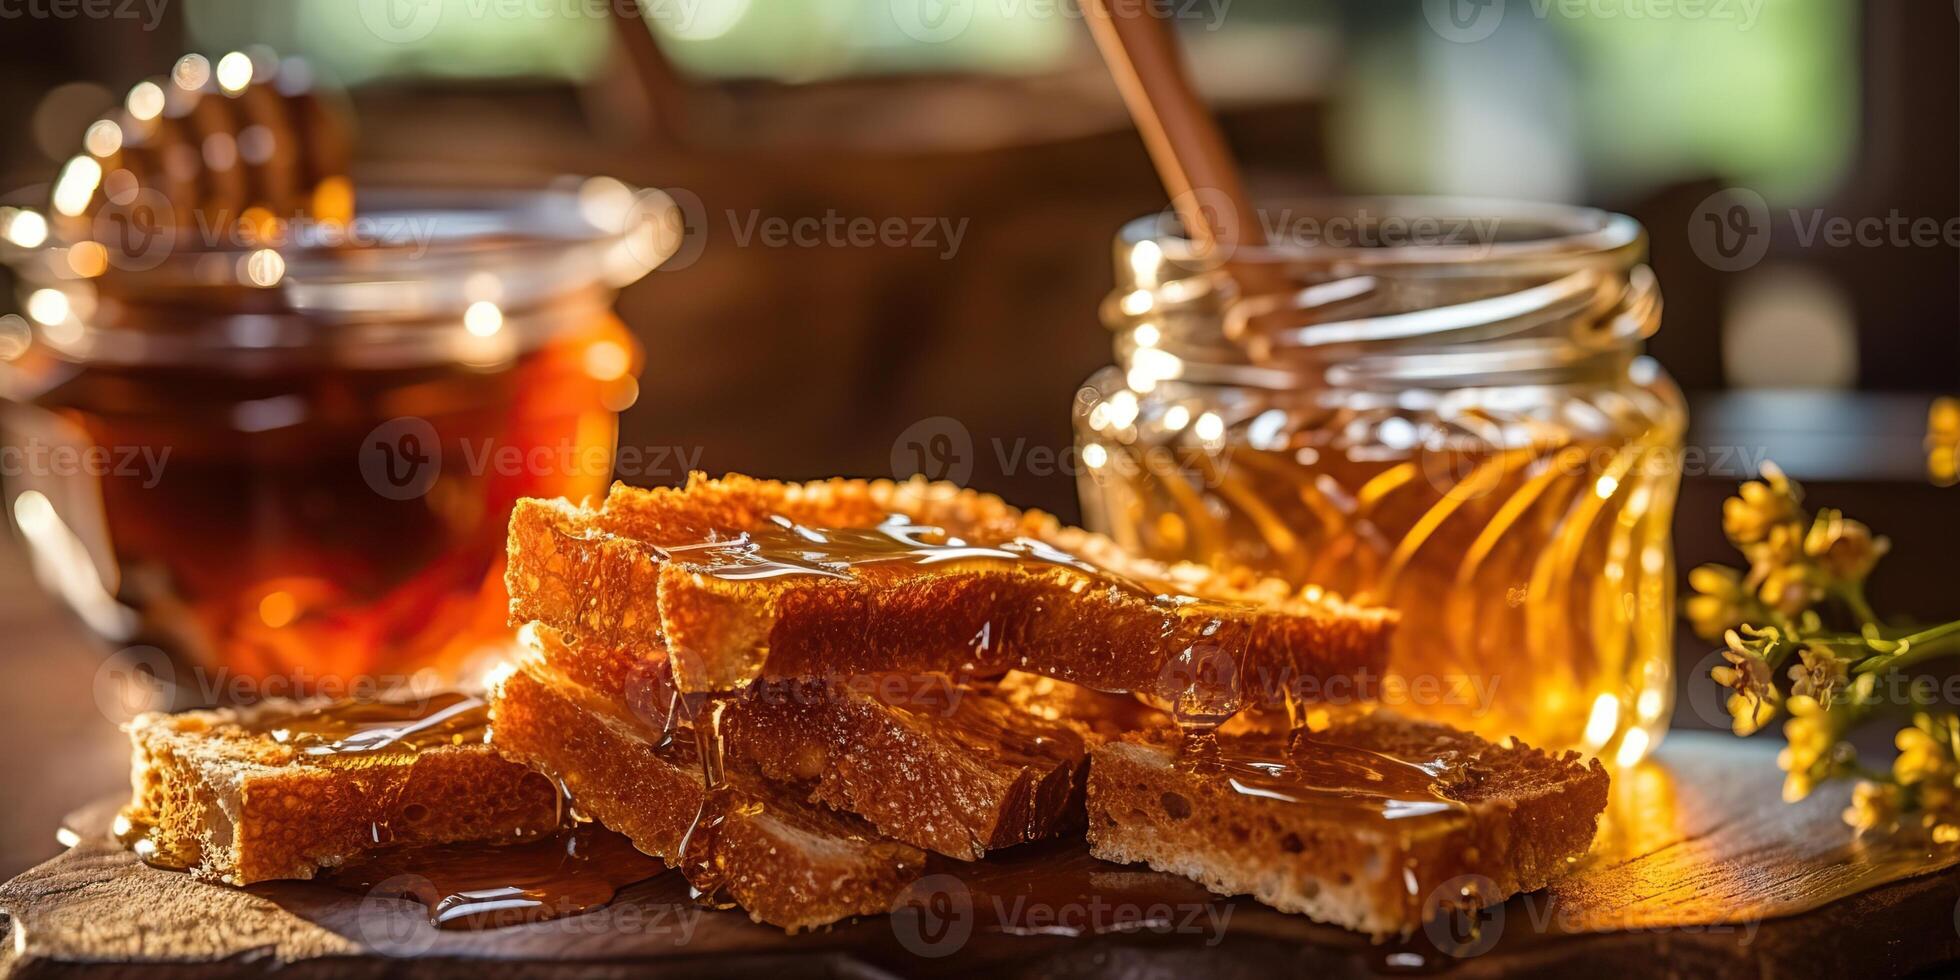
[521,625,1115,861]
[720,674,1097,862]
[120,694,563,885]
[1084,716,1608,939]
[487,664,926,930]
[508,474,1393,716]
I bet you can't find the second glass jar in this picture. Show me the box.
[1075,200,1685,763]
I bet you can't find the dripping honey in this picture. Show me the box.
[328,824,667,931]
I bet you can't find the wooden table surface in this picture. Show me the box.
[7,724,1960,975]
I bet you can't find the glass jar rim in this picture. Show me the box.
[1106,197,1658,391]
[0,173,676,368]
[1115,196,1644,286]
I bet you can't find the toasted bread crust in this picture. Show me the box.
[488,666,926,930]
[507,498,667,656]
[582,472,1047,547]
[659,559,1389,709]
[520,627,1102,861]
[507,474,1394,707]
[721,676,1091,861]
[1085,718,1608,938]
[123,704,561,885]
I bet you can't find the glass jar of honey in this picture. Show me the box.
[0,178,672,693]
[1074,200,1684,763]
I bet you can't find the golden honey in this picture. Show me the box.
[246,691,490,764]
[1074,201,1685,763]
[326,823,667,930]
[1184,731,1468,822]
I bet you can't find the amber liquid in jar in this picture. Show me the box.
[4,306,634,686]
[2,174,668,690]
[1074,203,1684,762]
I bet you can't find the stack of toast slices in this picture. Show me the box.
[118,473,1610,938]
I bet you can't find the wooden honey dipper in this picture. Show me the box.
[50,49,353,249]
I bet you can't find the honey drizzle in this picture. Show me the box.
[116,695,496,874]
[657,514,1122,586]
[1183,732,1467,823]
[249,692,491,767]
[1173,728,1473,928]
[674,694,748,910]
[326,823,668,930]
[661,514,1252,722]
[115,695,674,930]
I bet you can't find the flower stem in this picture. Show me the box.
[1854,618,1960,676]
[1842,583,1880,627]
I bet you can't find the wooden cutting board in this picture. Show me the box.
[4,732,1959,979]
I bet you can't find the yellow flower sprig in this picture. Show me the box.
[1690,463,1960,837]
[1688,463,1888,642]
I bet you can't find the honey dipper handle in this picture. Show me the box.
[610,0,691,144]
[1082,0,1275,287]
